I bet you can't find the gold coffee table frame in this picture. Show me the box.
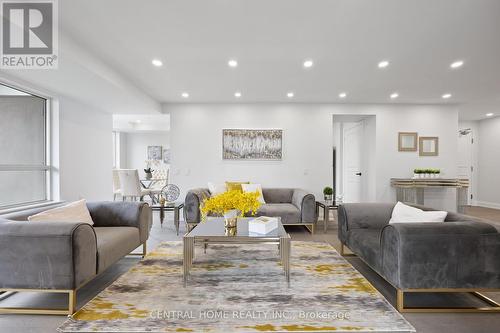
[183,217,290,285]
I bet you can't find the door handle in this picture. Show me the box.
[355,172,362,176]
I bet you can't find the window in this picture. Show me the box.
[112,131,120,168]
[0,83,50,209]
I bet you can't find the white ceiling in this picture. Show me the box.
[3,0,500,120]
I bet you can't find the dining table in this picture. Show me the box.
[139,178,166,204]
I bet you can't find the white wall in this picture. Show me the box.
[476,116,500,208]
[56,97,113,201]
[121,132,170,173]
[165,103,459,210]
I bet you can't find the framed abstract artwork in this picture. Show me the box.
[222,129,283,160]
[419,137,439,156]
[147,145,162,160]
[163,148,171,164]
[398,132,418,152]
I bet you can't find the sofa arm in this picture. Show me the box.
[337,203,394,243]
[380,221,500,289]
[87,202,151,243]
[0,220,97,290]
[185,188,211,223]
[291,189,316,223]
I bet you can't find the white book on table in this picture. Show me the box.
[248,216,278,234]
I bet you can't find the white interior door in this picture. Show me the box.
[457,129,473,204]
[342,122,364,202]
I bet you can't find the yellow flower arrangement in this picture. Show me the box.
[200,190,261,220]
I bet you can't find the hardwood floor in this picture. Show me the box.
[0,206,499,333]
[465,205,500,224]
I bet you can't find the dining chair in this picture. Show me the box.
[112,169,122,201]
[150,168,169,201]
[117,169,151,201]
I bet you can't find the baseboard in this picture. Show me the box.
[475,201,500,210]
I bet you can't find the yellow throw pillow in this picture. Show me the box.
[225,181,250,193]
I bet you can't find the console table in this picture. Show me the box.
[316,201,338,233]
[390,178,469,213]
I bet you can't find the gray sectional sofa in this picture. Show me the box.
[338,203,500,312]
[0,201,152,315]
[185,188,317,232]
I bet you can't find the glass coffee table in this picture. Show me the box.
[183,217,291,285]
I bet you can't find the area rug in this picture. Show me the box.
[58,241,415,332]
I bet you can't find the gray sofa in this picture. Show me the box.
[0,201,152,315]
[338,203,500,312]
[185,188,317,232]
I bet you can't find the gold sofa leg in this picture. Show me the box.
[396,289,404,312]
[339,243,356,257]
[304,224,315,234]
[129,241,147,258]
[396,289,500,313]
[68,289,76,315]
[0,289,77,315]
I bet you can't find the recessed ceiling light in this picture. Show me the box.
[136,120,142,123]
[450,60,464,69]
[287,92,294,98]
[181,92,189,98]
[228,59,238,68]
[339,92,347,98]
[303,59,314,68]
[151,59,163,67]
[486,113,494,117]
[442,93,452,99]
[378,60,390,68]
[390,92,399,99]
[234,91,242,98]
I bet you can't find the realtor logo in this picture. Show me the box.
[1,0,58,68]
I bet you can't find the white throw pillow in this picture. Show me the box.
[28,199,94,225]
[241,183,266,204]
[207,182,227,196]
[389,202,447,224]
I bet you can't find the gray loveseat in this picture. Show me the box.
[338,203,500,312]
[0,201,152,315]
[185,188,317,232]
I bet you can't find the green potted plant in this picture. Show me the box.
[413,168,423,179]
[431,168,441,178]
[323,186,333,201]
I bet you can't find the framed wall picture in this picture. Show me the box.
[163,148,171,164]
[398,132,418,152]
[147,145,162,160]
[419,137,439,156]
[222,129,283,160]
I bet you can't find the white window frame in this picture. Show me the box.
[0,83,53,211]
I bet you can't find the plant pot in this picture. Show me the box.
[145,172,152,180]
[225,227,237,236]
[324,194,333,201]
